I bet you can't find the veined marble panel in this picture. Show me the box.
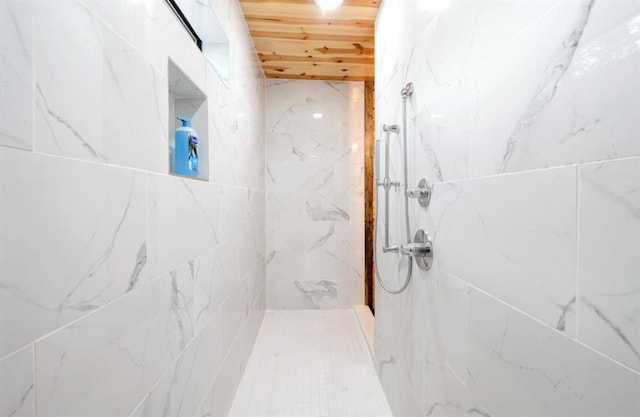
[267,249,363,283]
[578,157,640,372]
[130,306,221,417]
[468,289,640,416]
[0,0,32,150]
[267,191,360,223]
[374,329,424,417]
[469,0,640,176]
[192,242,237,334]
[268,280,363,310]
[421,167,578,334]
[196,308,264,417]
[34,0,168,172]
[410,79,470,183]
[148,174,220,279]
[35,262,194,417]
[0,346,34,417]
[0,148,147,358]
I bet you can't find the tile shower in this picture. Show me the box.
[1,0,639,416]
[374,0,640,416]
[0,0,265,416]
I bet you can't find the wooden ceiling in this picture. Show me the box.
[239,0,379,81]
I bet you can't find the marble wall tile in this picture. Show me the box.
[270,280,363,310]
[373,330,424,417]
[469,0,640,177]
[409,79,470,183]
[130,308,221,417]
[267,191,355,223]
[192,243,236,334]
[1,0,265,414]
[266,80,364,309]
[267,249,363,283]
[424,167,578,334]
[148,174,220,279]
[467,289,640,417]
[0,148,148,358]
[35,263,193,417]
[578,157,640,372]
[195,307,264,417]
[376,0,640,414]
[0,346,34,417]
[0,0,32,151]
[34,0,168,172]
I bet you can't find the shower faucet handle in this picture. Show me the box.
[382,245,399,254]
[403,230,434,271]
[406,178,432,208]
[400,242,431,258]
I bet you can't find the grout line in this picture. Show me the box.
[0,250,262,362]
[0,145,267,194]
[32,343,37,417]
[437,267,640,378]
[575,165,581,341]
[425,154,640,188]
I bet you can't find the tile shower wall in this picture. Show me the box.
[265,80,364,309]
[0,0,265,416]
[374,0,640,416]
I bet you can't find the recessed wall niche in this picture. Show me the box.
[168,60,209,181]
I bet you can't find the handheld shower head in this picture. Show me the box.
[401,82,414,99]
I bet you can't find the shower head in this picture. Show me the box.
[401,82,414,99]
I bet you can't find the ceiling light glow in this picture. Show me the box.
[313,113,323,119]
[314,0,344,11]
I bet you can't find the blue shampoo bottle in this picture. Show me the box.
[175,117,199,177]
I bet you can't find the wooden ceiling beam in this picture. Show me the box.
[239,0,379,80]
[249,30,374,43]
[258,53,374,65]
[241,0,379,7]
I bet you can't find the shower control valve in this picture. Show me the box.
[407,178,432,208]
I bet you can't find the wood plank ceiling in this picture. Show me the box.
[239,0,379,81]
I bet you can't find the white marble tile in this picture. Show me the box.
[79,0,151,61]
[424,167,578,334]
[272,280,363,310]
[0,0,32,150]
[0,346,34,417]
[35,264,193,417]
[578,157,640,372]
[192,242,237,334]
[130,307,221,417]
[196,308,264,417]
[410,79,470,183]
[148,174,220,279]
[469,0,640,177]
[229,310,392,417]
[267,191,354,223]
[467,289,640,417]
[374,329,423,417]
[267,248,363,284]
[218,185,249,244]
[266,80,364,309]
[0,148,147,358]
[401,0,560,112]
[34,0,168,172]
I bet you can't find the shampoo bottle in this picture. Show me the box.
[175,117,199,177]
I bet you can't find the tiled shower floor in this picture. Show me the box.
[228,310,393,417]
